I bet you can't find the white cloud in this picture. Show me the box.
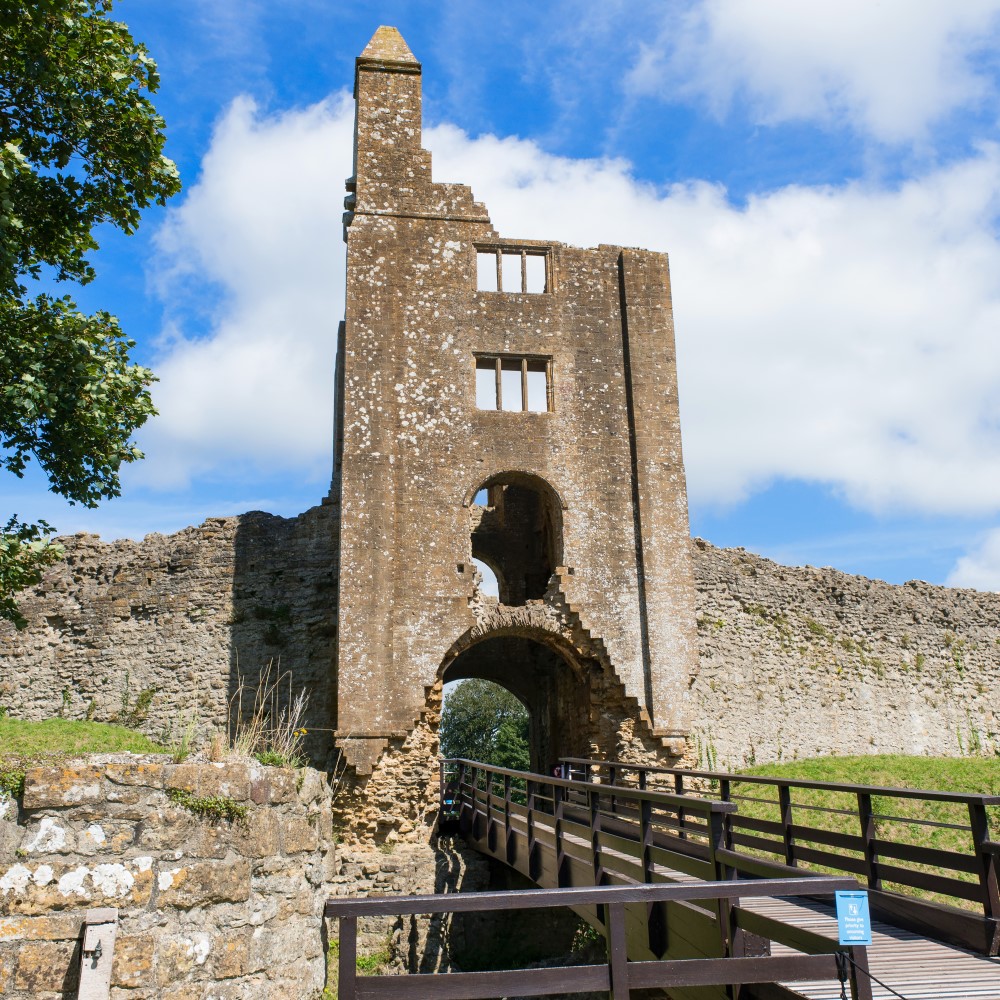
[140,94,354,488]
[144,95,1000,519]
[626,0,1000,143]
[947,529,1000,591]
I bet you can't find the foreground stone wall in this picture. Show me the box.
[690,539,1000,768]
[0,756,335,998]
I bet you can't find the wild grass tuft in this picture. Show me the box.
[227,660,309,768]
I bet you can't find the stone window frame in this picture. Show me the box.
[475,243,551,294]
[475,353,554,413]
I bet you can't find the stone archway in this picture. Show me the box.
[441,628,593,772]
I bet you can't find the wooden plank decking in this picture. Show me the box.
[743,895,1000,999]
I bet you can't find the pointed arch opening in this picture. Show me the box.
[469,472,564,606]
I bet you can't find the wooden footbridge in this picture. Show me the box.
[326,758,1000,999]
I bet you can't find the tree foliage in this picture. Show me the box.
[0,0,180,626]
[439,678,531,772]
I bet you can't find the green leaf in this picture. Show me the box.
[0,1,178,625]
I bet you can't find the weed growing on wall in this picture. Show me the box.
[166,787,248,823]
[228,660,309,767]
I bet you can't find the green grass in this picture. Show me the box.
[740,755,1000,795]
[0,718,165,759]
[728,755,1000,911]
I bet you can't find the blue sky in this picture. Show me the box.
[7,0,1000,590]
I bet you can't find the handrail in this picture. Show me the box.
[559,756,1000,806]
[326,878,874,1000]
[446,757,737,813]
[560,756,1000,955]
[325,875,861,916]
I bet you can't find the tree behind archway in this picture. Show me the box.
[439,679,529,771]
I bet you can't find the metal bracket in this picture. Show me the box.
[78,907,118,1000]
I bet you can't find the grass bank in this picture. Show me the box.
[0,718,165,758]
[729,755,1000,910]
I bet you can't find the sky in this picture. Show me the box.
[6,0,1000,591]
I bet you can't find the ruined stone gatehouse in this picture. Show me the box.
[331,26,699,777]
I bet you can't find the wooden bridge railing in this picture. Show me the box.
[440,757,738,887]
[326,879,873,1000]
[437,758,874,999]
[561,756,1000,956]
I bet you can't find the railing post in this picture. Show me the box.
[779,784,796,867]
[640,797,654,884]
[527,779,538,881]
[609,764,618,814]
[485,767,495,852]
[554,780,568,887]
[338,915,357,1000]
[607,902,631,1000]
[969,801,1000,923]
[504,773,514,864]
[708,807,729,882]
[720,778,733,852]
[457,761,469,834]
[591,784,604,886]
[848,944,875,1000]
[857,792,881,891]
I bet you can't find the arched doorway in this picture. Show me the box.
[441,632,589,772]
[469,473,563,606]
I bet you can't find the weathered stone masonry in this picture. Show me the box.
[0,506,339,764]
[691,540,1000,768]
[2,527,998,793]
[330,26,699,777]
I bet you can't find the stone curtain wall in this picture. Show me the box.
[0,505,339,762]
[690,539,1000,768]
[0,757,335,998]
[2,515,999,770]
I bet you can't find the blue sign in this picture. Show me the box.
[836,891,872,945]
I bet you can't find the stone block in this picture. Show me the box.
[248,916,321,975]
[111,933,154,988]
[196,763,250,802]
[14,939,79,992]
[22,766,102,810]
[231,810,280,859]
[135,804,199,853]
[1,860,152,915]
[110,987,157,1000]
[103,762,165,790]
[163,764,201,793]
[0,942,16,994]
[0,913,81,941]
[249,776,271,805]
[281,815,318,854]
[268,769,299,804]
[154,933,212,986]
[212,929,250,979]
[155,858,251,909]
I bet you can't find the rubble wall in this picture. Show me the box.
[0,505,339,763]
[2,524,999,776]
[690,539,1000,768]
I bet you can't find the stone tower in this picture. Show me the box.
[332,27,699,775]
